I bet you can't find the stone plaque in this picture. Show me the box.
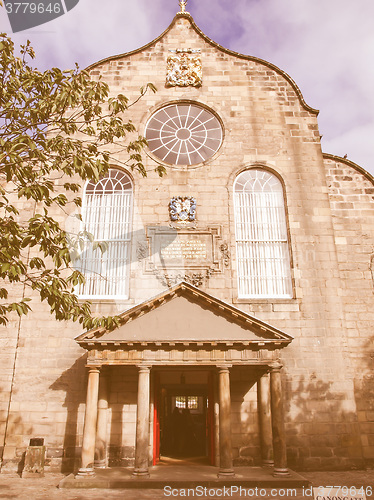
[145,226,222,273]
[161,238,207,261]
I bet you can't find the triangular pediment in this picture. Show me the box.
[76,282,293,349]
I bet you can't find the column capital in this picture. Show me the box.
[216,364,232,372]
[136,364,152,373]
[268,361,283,372]
[86,366,101,374]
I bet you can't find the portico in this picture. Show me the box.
[75,282,293,478]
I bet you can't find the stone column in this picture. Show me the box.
[217,366,235,477]
[258,371,274,467]
[270,363,289,476]
[77,366,100,476]
[214,372,220,467]
[94,369,109,468]
[132,365,151,478]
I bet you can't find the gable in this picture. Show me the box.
[86,13,317,115]
[96,296,273,343]
[76,282,293,348]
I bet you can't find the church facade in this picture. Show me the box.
[1,8,374,475]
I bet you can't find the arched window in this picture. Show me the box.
[76,169,133,298]
[234,169,292,298]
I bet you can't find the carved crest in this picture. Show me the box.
[169,196,196,223]
[166,49,202,87]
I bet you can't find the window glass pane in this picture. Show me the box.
[187,396,198,409]
[176,396,186,408]
[75,169,132,299]
[234,169,292,298]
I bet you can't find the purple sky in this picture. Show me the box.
[1,0,374,176]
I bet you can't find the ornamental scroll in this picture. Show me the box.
[166,49,202,87]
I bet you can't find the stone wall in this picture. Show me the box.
[324,156,374,466]
[1,13,373,472]
[107,366,137,467]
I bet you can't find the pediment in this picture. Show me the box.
[76,282,293,349]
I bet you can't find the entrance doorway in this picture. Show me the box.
[162,393,207,458]
[153,370,215,465]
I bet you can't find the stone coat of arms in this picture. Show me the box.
[166,49,202,87]
[169,196,196,223]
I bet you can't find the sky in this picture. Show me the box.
[1,0,374,176]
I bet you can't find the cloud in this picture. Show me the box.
[1,0,373,176]
[193,0,374,176]
[1,0,156,68]
[322,122,374,172]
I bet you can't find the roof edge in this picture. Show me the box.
[323,153,374,186]
[85,12,319,115]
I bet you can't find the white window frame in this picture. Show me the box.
[76,169,133,300]
[234,169,292,299]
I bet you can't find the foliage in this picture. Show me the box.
[0,33,160,328]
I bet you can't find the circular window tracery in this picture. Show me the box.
[145,103,223,166]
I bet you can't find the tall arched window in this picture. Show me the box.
[76,169,133,298]
[234,169,292,298]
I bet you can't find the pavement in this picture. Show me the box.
[0,468,373,500]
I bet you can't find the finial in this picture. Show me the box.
[178,0,188,13]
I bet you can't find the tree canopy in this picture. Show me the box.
[0,33,160,329]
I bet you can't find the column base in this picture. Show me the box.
[76,467,95,477]
[94,459,107,469]
[218,468,235,478]
[262,459,274,467]
[273,467,290,477]
[132,468,150,479]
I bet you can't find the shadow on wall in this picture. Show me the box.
[50,361,139,472]
[107,365,138,467]
[283,372,365,471]
[353,335,374,468]
[230,366,261,466]
[50,354,87,473]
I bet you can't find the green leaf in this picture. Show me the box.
[0,33,159,327]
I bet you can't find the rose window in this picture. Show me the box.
[145,103,223,166]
